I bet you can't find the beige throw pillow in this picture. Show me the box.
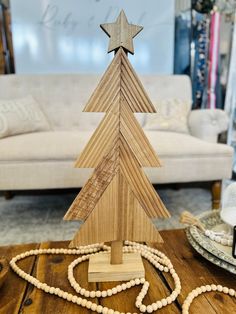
[144,98,190,133]
[0,95,51,139]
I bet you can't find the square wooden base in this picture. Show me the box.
[88,252,145,282]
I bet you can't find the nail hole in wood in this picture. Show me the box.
[24,298,33,306]
[214,293,224,303]
[51,256,63,264]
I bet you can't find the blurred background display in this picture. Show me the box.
[10,0,175,74]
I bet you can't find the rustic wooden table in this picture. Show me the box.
[0,229,235,314]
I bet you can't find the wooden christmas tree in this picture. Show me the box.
[64,10,170,281]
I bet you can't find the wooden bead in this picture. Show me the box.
[139,304,146,312]
[96,305,103,313]
[206,285,211,292]
[80,288,85,295]
[116,285,122,292]
[229,289,235,296]
[101,291,108,297]
[90,291,96,298]
[81,299,87,307]
[151,303,158,311]
[67,293,73,301]
[86,301,92,309]
[146,305,153,313]
[76,297,82,305]
[96,291,102,298]
[91,303,97,311]
[217,285,223,292]
[102,307,109,314]
[161,298,167,306]
[135,278,140,285]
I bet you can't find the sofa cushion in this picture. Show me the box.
[0,131,93,162]
[0,131,233,187]
[0,130,232,162]
[146,131,233,159]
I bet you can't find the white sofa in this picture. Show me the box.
[0,74,233,207]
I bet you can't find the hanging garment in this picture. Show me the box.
[174,15,190,75]
[192,13,210,109]
[207,11,221,109]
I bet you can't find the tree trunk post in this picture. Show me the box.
[110,241,123,265]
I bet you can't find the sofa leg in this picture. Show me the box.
[3,191,13,200]
[211,181,222,210]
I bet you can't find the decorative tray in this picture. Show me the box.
[186,229,236,274]
[186,210,236,274]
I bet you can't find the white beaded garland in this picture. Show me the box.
[204,229,233,246]
[9,240,235,313]
[182,284,236,313]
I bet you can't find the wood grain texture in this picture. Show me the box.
[100,10,143,54]
[212,180,222,210]
[75,110,119,168]
[110,241,123,265]
[120,100,161,167]
[118,171,163,243]
[69,170,163,247]
[0,243,39,314]
[0,257,9,289]
[0,8,14,74]
[69,173,119,246]
[153,230,236,314]
[88,252,144,282]
[2,232,236,313]
[64,141,119,221]
[84,48,156,113]
[83,50,121,113]
[120,49,156,113]
[119,137,169,219]
[19,241,97,314]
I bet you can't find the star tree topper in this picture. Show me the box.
[100,10,143,54]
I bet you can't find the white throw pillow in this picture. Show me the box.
[143,98,190,133]
[0,95,51,139]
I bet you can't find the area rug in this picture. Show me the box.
[0,187,211,245]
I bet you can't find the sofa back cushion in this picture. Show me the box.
[0,74,192,131]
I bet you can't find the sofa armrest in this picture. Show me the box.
[188,109,229,143]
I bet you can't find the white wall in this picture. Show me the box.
[10,0,175,74]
